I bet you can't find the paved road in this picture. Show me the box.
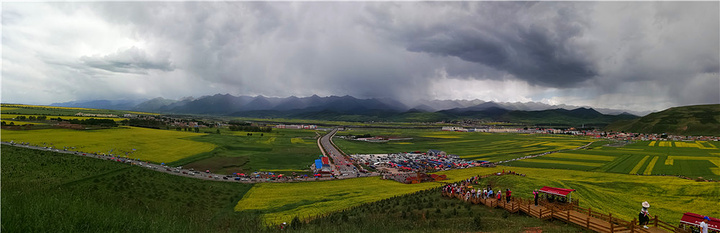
[318,128,361,177]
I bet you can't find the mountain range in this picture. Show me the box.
[606,104,720,136]
[49,94,642,126]
[52,94,649,115]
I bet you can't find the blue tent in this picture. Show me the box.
[315,159,323,170]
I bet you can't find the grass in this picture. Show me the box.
[298,188,581,233]
[1,103,159,116]
[1,145,260,233]
[432,166,720,226]
[1,120,47,125]
[2,145,580,232]
[334,128,593,162]
[1,114,128,122]
[235,176,440,225]
[173,129,322,174]
[1,127,216,163]
[233,164,720,227]
[506,140,720,179]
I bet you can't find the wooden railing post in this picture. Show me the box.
[588,207,592,218]
[567,209,571,222]
[609,213,614,233]
[654,215,658,227]
[630,218,636,233]
[587,215,591,229]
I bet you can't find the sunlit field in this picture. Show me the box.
[507,140,720,179]
[235,176,439,225]
[233,165,720,226]
[435,166,720,226]
[1,127,216,163]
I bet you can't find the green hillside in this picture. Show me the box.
[606,104,720,136]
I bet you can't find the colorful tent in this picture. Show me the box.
[315,159,323,170]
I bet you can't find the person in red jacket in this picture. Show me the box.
[506,189,512,203]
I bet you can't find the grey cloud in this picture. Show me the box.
[79,46,174,74]
[362,2,597,88]
[2,2,717,111]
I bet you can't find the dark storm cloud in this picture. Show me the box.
[80,47,174,74]
[361,2,597,88]
[2,2,718,111]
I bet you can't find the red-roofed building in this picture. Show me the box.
[538,186,576,203]
[680,212,719,232]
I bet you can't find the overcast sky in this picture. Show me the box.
[2,2,719,111]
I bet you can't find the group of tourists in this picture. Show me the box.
[441,176,515,204]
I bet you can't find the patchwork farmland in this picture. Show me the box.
[3,104,719,232]
[334,128,593,162]
[506,140,720,179]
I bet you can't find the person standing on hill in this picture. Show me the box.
[700,216,709,233]
[506,189,512,203]
[533,189,539,206]
[497,191,502,202]
[639,201,651,229]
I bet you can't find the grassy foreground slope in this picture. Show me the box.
[1,127,216,163]
[606,104,720,136]
[235,176,440,224]
[1,145,259,233]
[2,145,579,233]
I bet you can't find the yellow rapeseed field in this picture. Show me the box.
[519,158,605,167]
[544,152,616,161]
[434,166,720,226]
[1,127,215,163]
[235,165,719,226]
[235,177,440,224]
[629,156,650,174]
[643,156,659,175]
[0,114,127,122]
[290,138,306,144]
[1,120,47,125]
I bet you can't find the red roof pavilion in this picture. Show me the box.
[680,212,719,231]
[538,186,575,197]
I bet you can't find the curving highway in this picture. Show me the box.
[318,128,360,177]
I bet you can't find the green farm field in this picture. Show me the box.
[1,127,216,163]
[234,165,720,226]
[2,145,580,232]
[436,166,720,227]
[1,145,260,233]
[334,128,593,162]
[235,176,439,225]
[1,103,158,116]
[506,140,720,179]
[172,129,322,174]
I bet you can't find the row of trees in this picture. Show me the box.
[50,118,118,127]
[13,115,47,121]
[228,125,272,132]
[121,119,166,129]
[228,121,272,132]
